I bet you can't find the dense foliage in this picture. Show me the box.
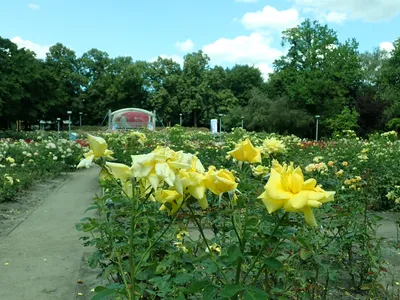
[1,20,399,138]
[0,131,86,202]
[76,128,400,299]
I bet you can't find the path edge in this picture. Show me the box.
[4,173,74,236]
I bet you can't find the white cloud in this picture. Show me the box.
[28,3,40,10]
[241,5,300,31]
[236,0,258,3]
[203,33,282,65]
[380,42,394,52]
[293,0,400,22]
[11,36,50,59]
[203,33,282,79]
[255,63,274,80]
[175,39,194,52]
[150,54,184,66]
[325,12,347,23]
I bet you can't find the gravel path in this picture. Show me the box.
[0,167,99,300]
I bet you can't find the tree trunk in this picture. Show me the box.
[194,110,198,127]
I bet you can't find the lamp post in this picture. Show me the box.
[57,118,61,138]
[241,116,244,129]
[315,115,320,142]
[218,113,223,143]
[179,113,182,126]
[67,111,72,138]
[79,112,82,127]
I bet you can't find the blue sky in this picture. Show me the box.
[1,0,400,78]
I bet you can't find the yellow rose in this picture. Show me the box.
[328,161,334,167]
[105,162,132,181]
[180,170,208,209]
[205,167,238,195]
[252,165,269,177]
[155,189,184,215]
[77,134,114,168]
[87,134,114,159]
[335,169,344,176]
[263,138,286,155]
[227,138,261,164]
[258,161,335,227]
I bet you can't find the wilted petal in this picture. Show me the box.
[198,196,208,209]
[174,176,183,195]
[148,173,160,190]
[303,206,317,227]
[77,154,94,169]
[307,200,323,208]
[106,162,132,180]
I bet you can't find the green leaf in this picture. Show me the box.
[296,237,312,249]
[264,258,284,270]
[299,249,312,260]
[82,223,96,232]
[186,280,211,293]
[243,286,268,300]
[91,288,115,300]
[85,205,99,213]
[93,286,107,292]
[245,216,259,227]
[203,285,218,300]
[173,273,192,285]
[220,284,244,297]
[226,244,243,263]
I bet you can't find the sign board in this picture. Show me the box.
[70,132,77,141]
[210,119,218,134]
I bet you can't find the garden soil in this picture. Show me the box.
[0,167,100,300]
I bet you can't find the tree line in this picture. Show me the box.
[0,19,399,137]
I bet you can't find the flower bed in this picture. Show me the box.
[76,127,400,299]
[0,132,87,202]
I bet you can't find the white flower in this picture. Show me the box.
[46,143,57,149]
[53,156,58,161]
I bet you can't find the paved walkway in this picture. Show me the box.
[0,167,99,300]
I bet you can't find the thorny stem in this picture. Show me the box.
[234,205,249,285]
[116,251,131,299]
[188,205,228,284]
[242,212,288,284]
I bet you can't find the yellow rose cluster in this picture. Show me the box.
[78,135,237,215]
[258,160,335,227]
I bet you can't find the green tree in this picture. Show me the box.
[45,43,83,120]
[269,19,362,136]
[377,38,400,124]
[226,65,263,106]
[325,106,360,135]
[356,48,388,135]
[0,37,55,128]
[80,48,113,124]
[180,51,210,127]
[144,57,182,125]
